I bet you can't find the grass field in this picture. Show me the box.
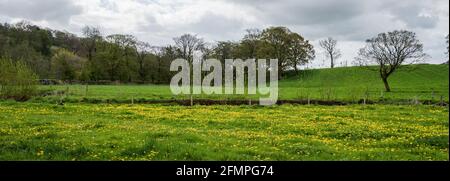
[0,102,448,161]
[35,64,449,103]
[1,64,448,161]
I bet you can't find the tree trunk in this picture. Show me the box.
[294,65,299,75]
[330,55,334,68]
[382,77,391,92]
[88,51,92,62]
[158,58,162,84]
[278,65,283,80]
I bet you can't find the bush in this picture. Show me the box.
[0,58,38,101]
[51,48,87,82]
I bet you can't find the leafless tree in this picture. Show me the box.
[173,34,205,63]
[356,30,427,92]
[81,26,102,62]
[319,37,341,68]
[134,41,152,82]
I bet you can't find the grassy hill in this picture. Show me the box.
[279,64,449,102]
[34,64,449,104]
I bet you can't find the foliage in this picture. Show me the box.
[51,48,87,81]
[0,58,38,101]
[1,22,318,84]
[258,27,315,77]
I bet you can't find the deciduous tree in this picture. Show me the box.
[319,37,341,68]
[356,30,427,92]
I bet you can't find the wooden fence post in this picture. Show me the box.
[412,96,419,105]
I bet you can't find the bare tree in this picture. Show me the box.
[244,28,261,41]
[173,34,205,63]
[81,26,102,62]
[319,37,341,68]
[134,41,152,82]
[356,30,427,92]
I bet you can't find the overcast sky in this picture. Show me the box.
[0,0,448,67]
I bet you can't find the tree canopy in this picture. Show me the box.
[1,22,316,83]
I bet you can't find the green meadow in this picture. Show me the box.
[1,64,448,161]
[35,64,449,103]
[0,102,448,161]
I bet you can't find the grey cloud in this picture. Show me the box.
[226,0,366,25]
[135,14,165,34]
[0,0,82,24]
[0,0,447,63]
[260,0,365,25]
[225,0,443,40]
[189,13,245,41]
[388,4,439,29]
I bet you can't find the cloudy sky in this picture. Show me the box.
[0,0,448,66]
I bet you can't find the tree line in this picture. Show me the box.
[0,22,316,84]
[1,21,448,92]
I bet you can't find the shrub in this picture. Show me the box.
[51,48,87,82]
[0,58,38,101]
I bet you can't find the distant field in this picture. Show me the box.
[0,102,448,161]
[35,64,449,104]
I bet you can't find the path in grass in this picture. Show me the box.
[0,102,448,160]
